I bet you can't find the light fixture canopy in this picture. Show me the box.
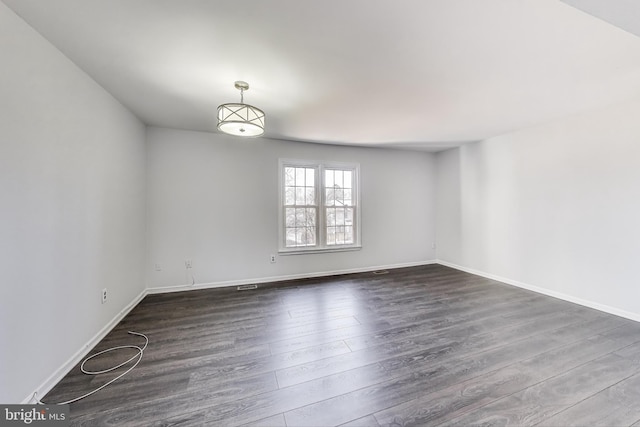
[217,81,265,137]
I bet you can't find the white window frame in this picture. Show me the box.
[278,159,361,254]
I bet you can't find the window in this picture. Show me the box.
[279,159,361,253]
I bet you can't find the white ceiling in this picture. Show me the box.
[4,0,640,151]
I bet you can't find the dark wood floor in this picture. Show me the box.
[44,264,640,426]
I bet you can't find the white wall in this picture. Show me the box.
[0,3,146,403]
[436,96,640,320]
[146,127,436,289]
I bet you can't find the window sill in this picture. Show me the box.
[278,245,362,255]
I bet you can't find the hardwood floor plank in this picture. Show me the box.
[267,320,392,355]
[440,353,640,426]
[190,364,393,426]
[614,340,640,362]
[338,414,382,427]
[280,333,570,426]
[539,372,640,426]
[275,305,577,390]
[187,339,352,385]
[373,334,625,426]
[69,372,279,425]
[239,413,287,427]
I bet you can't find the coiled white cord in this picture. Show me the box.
[34,331,148,405]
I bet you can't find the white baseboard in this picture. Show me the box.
[22,288,148,404]
[147,260,438,294]
[437,259,640,323]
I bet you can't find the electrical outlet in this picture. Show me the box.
[270,254,276,263]
[101,288,108,304]
[185,259,192,269]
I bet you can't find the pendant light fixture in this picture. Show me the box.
[217,81,265,137]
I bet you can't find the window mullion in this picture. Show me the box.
[317,165,325,248]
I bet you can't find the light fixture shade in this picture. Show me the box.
[217,103,265,137]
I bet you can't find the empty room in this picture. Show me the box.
[3,0,640,426]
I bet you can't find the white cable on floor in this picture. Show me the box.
[33,331,148,405]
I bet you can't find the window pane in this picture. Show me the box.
[294,207,315,227]
[285,228,297,247]
[326,207,335,226]
[344,171,352,189]
[285,187,295,205]
[334,187,344,205]
[325,188,335,206]
[295,208,305,226]
[326,226,336,245]
[306,168,315,187]
[285,167,295,186]
[336,208,345,225]
[343,189,352,206]
[306,187,315,205]
[304,227,316,245]
[295,188,305,205]
[325,170,334,188]
[345,208,354,225]
[285,208,296,227]
[334,170,343,187]
[306,208,316,226]
[344,226,354,244]
[296,168,306,186]
[290,227,315,246]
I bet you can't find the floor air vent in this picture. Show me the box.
[237,284,258,291]
[372,270,389,275]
